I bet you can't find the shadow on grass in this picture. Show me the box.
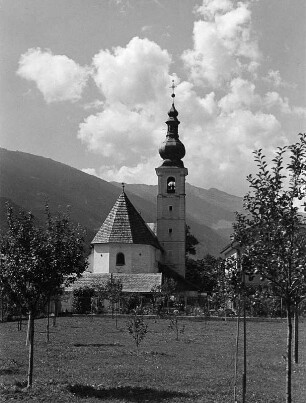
[67,384,193,401]
[74,343,122,347]
[142,350,170,356]
[0,368,19,375]
[0,380,27,397]
[0,360,20,376]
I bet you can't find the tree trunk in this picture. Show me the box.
[27,310,35,388]
[234,301,241,403]
[242,270,247,403]
[52,298,57,327]
[17,309,22,331]
[26,315,30,346]
[294,302,298,364]
[286,302,293,403]
[1,294,3,322]
[47,298,50,342]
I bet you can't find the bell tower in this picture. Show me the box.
[155,82,188,277]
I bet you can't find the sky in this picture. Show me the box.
[1,0,305,196]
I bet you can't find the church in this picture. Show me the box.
[62,87,197,308]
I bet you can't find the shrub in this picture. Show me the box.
[72,287,95,314]
[121,293,141,314]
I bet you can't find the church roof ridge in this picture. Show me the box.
[92,191,161,249]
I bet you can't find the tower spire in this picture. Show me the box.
[158,80,185,167]
[155,79,188,278]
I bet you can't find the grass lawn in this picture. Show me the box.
[0,316,305,402]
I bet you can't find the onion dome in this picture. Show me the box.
[159,82,185,167]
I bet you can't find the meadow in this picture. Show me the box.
[0,316,305,402]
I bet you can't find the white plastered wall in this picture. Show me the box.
[92,243,161,274]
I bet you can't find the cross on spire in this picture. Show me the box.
[170,80,176,101]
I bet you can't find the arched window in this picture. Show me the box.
[116,252,125,266]
[167,177,176,193]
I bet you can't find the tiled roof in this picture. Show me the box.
[92,191,161,249]
[67,272,162,293]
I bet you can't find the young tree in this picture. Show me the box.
[161,278,177,314]
[168,311,185,341]
[210,257,238,315]
[231,133,306,403]
[0,204,88,388]
[127,308,148,355]
[150,284,161,315]
[105,275,123,327]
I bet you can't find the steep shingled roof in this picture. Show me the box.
[92,191,161,249]
[67,273,162,293]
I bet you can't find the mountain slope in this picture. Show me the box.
[0,148,155,244]
[0,148,239,256]
[112,182,243,249]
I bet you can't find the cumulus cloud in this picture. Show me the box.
[183,108,285,194]
[76,30,296,195]
[78,102,164,165]
[17,48,90,103]
[263,70,296,89]
[196,0,233,17]
[218,77,261,113]
[80,71,287,194]
[92,37,171,105]
[182,0,260,87]
[83,156,160,185]
[82,168,99,177]
[82,99,104,110]
[17,2,305,196]
[264,92,306,117]
[218,79,306,119]
[78,37,174,169]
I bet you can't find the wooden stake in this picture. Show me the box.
[294,302,299,364]
[233,299,241,403]
[242,265,247,403]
